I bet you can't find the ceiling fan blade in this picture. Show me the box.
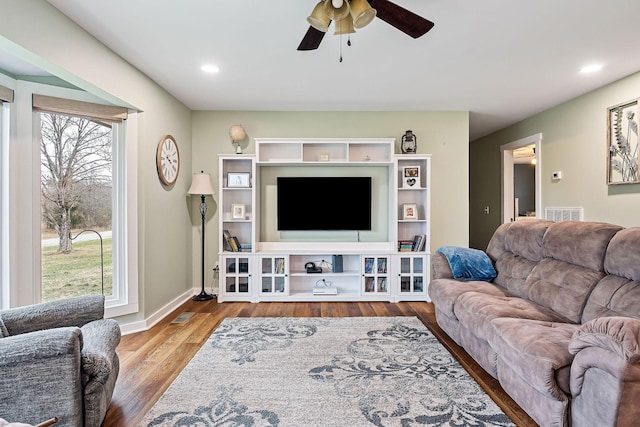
[369,0,435,39]
[297,26,327,51]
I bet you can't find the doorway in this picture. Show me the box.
[501,134,542,223]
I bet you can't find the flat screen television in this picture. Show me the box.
[277,177,372,231]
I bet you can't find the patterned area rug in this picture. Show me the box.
[140,317,515,427]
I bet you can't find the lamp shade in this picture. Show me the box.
[187,171,215,195]
[325,0,350,21]
[334,15,356,35]
[307,1,331,32]
[350,0,377,29]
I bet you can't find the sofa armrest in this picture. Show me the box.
[431,252,454,280]
[0,295,105,335]
[0,328,85,426]
[569,316,640,362]
[568,317,640,427]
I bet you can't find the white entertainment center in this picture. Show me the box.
[218,138,431,303]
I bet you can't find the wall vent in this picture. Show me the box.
[545,207,584,222]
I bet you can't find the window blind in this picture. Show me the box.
[0,85,14,103]
[32,94,127,122]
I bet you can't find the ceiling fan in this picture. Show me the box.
[298,0,435,51]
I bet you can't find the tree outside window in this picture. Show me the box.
[40,112,113,300]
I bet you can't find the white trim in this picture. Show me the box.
[5,80,138,314]
[118,289,194,335]
[105,112,139,318]
[500,133,542,223]
[0,103,9,309]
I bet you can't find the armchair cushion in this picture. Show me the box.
[0,294,104,335]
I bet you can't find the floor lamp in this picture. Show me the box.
[188,171,216,301]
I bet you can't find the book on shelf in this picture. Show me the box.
[230,236,241,252]
[398,240,414,252]
[412,234,426,252]
[222,229,241,252]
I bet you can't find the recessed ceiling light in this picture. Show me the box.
[580,64,603,74]
[201,64,220,73]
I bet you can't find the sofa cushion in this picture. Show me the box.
[604,227,640,281]
[582,276,640,322]
[524,258,605,324]
[453,292,568,341]
[542,221,622,272]
[489,318,578,397]
[490,219,553,297]
[493,252,541,298]
[503,219,553,262]
[428,279,508,319]
[581,227,640,323]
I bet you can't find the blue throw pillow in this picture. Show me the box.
[435,246,497,282]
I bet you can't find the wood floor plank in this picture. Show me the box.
[103,299,537,427]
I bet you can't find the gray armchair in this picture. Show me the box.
[0,295,120,427]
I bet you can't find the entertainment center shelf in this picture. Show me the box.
[256,138,393,164]
[218,138,431,303]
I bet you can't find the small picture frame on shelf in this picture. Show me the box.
[232,204,246,219]
[227,172,251,188]
[402,166,421,188]
[318,152,330,161]
[402,203,418,220]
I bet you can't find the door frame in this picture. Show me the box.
[501,133,542,223]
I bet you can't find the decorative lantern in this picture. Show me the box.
[401,130,417,154]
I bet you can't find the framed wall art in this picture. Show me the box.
[607,99,640,185]
[402,203,418,220]
[402,166,421,188]
[232,204,246,220]
[227,172,251,188]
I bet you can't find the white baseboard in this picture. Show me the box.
[118,288,197,335]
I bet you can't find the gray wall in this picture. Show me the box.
[470,71,640,249]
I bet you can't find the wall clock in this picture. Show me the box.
[156,134,180,186]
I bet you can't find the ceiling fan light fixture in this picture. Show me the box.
[334,15,356,35]
[307,1,332,32]
[325,0,350,21]
[349,0,377,29]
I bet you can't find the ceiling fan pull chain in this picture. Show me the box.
[339,31,343,62]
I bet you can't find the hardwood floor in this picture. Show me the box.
[103,299,537,427]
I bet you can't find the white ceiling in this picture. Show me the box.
[34,0,640,140]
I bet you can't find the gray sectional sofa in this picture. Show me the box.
[430,220,640,427]
[0,295,121,427]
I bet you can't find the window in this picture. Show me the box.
[33,94,137,315]
[39,112,115,300]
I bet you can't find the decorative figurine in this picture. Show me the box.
[401,130,417,154]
